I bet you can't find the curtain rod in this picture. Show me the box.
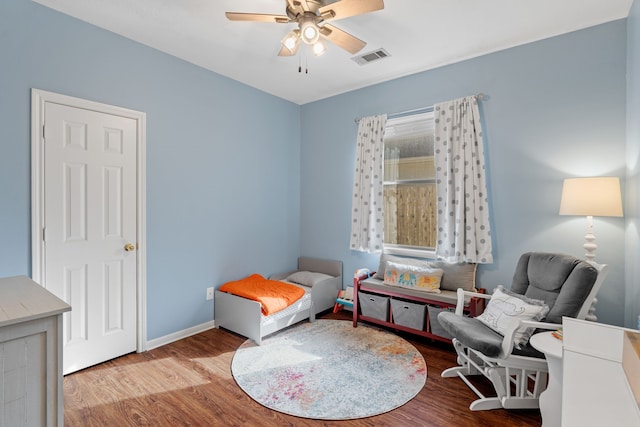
[354,93,486,124]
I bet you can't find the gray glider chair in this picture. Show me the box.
[438,252,607,411]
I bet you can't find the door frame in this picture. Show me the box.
[31,88,147,352]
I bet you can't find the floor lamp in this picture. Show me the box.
[559,176,623,321]
[559,176,623,262]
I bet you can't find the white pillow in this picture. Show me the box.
[286,271,333,287]
[476,286,549,348]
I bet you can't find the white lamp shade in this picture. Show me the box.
[559,177,623,217]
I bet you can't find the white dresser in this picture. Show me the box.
[562,317,640,427]
[0,276,71,426]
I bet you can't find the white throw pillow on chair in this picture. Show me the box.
[476,286,549,349]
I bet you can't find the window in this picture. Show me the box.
[383,111,436,256]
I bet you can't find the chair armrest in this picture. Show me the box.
[454,289,563,357]
[455,288,491,316]
[520,320,561,330]
[455,289,532,357]
[498,320,562,357]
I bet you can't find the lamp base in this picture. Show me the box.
[584,234,597,261]
[583,215,599,321]
[583,215,597,262]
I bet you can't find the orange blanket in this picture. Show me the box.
[219,274,305,316]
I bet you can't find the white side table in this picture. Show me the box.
[530,331,563,427]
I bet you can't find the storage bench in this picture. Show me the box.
[353,254,485,343]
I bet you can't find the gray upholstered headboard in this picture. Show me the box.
[298,257,343,278]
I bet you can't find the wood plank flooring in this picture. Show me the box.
[64,311,542,426]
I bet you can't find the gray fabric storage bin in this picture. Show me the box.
[428,306,453,339]
[358,292,389,321]
[391,299,426,330]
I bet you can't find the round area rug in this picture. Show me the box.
[231,319,426,420]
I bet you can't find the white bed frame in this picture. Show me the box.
[214,257,343,344]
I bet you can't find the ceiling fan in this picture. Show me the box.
[225,0,384,57]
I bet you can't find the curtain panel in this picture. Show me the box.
[434,96,493,263]
[350,114,387,253]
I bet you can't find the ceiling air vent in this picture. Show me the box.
[352,48,391,65]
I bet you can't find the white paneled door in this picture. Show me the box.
[40,100,140,374]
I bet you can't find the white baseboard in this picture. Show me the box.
[145,320,217,351]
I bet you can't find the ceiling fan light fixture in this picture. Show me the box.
[281,30,300,53]
[300,19,320,44]
[312,40,327,56]
[226,0,385,58]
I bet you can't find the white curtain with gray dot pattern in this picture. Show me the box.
[434,96,493,263]
[350,114,387,253]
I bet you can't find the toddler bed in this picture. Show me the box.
[214,257,342,344]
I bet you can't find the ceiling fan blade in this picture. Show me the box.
[285,0,309,16]
[225,12,290,23]
[318,0,384,22]
[296,0,312,12]
[320,24,366,54]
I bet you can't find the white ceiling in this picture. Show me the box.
[32,0,632,105]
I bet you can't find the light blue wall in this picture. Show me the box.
[301,21,629,326]
[0,0,635,338]
[626,0,640,329]
[0,0,301,340]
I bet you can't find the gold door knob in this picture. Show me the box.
[124,243,136,252]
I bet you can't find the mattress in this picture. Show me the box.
[261,282,312,327]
